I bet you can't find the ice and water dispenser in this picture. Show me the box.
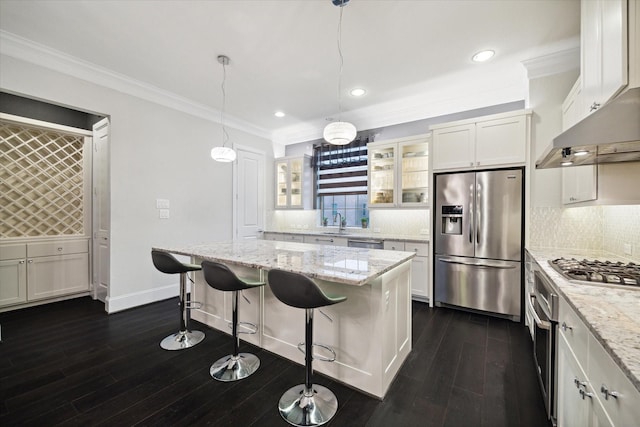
[441,205,463,235]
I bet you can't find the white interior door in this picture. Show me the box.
[234,146,265,240]
[92,118,110,304]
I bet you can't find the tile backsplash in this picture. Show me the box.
[530,205,640,262]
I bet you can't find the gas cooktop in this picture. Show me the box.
[549,258,640,288]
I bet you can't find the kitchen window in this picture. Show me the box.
[314,137,370,227]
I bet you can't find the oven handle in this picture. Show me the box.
[527,293,552,331]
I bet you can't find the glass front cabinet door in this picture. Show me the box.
[368,134,429,208]
[275,156,312,209]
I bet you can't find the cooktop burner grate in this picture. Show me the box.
[549,258,640,287]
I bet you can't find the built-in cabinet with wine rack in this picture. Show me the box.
[368,134,430,208]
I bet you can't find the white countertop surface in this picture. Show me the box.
[526,248,640,393]
[263,229,430,243]
[154,240,415,286]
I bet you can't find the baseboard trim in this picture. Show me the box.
[106,283,178,314]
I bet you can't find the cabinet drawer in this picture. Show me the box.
[0,244,27,261]
[27,239,89,257]
[559,296,589,368]
[279,234,304,243]
[404,242,428,257]
[589,336,640,427]
[383,241,404,251]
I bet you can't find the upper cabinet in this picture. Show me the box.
[431,110,531,172]
[581,0,628,117]
[275,155,312,210]
[561,77,598,205]
[368,134,430,208]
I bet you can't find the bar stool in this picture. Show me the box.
[267,269,347,427]
[201,260,266,381]
[151,250,205,350]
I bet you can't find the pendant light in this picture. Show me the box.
[323,0,357,146]
[211,55,237,163]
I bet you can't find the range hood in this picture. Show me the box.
[536,87,640,169]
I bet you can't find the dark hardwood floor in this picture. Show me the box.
[0,297,550,426]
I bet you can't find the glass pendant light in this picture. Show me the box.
[324,0,356,146]
[211,55,237,163]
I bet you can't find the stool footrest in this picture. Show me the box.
[297,342,337,362]
[228,321,258,335]
[185,301,202,310]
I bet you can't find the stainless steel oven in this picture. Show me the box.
[528,264,558,425]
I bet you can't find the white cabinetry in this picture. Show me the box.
[368,134,429,208]
[431,110,530,171]
[561,77,598,205]
[557,295,640,427]
[262,232,304,243]
[275,156,312,210]
[0,239,90,308]
[581,0,628,117]
[303,235,348,247]
[384,240,429,301]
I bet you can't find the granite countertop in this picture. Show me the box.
[526,248,640,393]
[262,229,430,244]
[154,240,415,286]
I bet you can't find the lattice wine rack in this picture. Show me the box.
[1,120,86,238]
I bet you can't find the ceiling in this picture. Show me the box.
[0,0,580,144]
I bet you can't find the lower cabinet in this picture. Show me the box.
[302,235,348,247]
[557,295,640,427]
[262,232,304,243]
[384,241,429,302]
[0,239,90,309]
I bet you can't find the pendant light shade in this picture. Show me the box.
[211,54,237,163]
[323,121,357,145]
[210,146,237,162]
[324,0,356,146]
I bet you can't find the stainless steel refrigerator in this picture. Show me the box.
[434,168,523,321]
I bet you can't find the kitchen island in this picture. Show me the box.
[153,240,416,399]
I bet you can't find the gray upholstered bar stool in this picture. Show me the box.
[151,250,205,350]
[201,260,266,381]
[267,269,347,427]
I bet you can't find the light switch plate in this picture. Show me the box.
[159,209,170,219]
[156,199,170,209]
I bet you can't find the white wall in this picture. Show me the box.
[0,54,274,312]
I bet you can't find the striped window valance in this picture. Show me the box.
[313,136,371,197]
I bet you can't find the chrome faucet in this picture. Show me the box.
[334,212,345,232]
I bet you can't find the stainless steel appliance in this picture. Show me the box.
[549,258,640,287]
[529,263,559,425]
[434,169,523,320]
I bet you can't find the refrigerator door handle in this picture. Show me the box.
[476,183,481,245]
[439,258,517,269]
[469,184,474,244]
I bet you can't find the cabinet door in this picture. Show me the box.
[600,0,628,105]
[562,77,584,129]
[289,157,304,208]
[582,0,602,117]
[557,333,592,427]
[275,159,289,208]
[399,140,429,206]
[409,256,429,300]
[0,259,27,307]
[27,253,89,301]
[368,143,397,206]
[432,124,475,170]
[562,166,597,204]
[475,115,526,167]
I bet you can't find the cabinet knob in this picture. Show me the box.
[580,389,593,400]
[561,322,573,332]
[58,247,63,251]
[589,102,601,112]
[27,259,34,263]
[600,384,619,400]
[19,260,25,264]
[574,377,586,389]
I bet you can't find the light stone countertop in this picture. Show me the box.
[154,240,416,286]
[527,248,640,393]
[262,229,430,244]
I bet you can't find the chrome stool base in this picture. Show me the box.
[278,384,338,427]
[210,352,260,382]
[160,330,205,351]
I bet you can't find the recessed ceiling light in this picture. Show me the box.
[350,88,366,97]
[561,161,573,166]
[274,111,285,118]
[574,150,589,156]
[472,50,495,62]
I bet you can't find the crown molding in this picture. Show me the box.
[0,30,270,139]
[521,46,580,80]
